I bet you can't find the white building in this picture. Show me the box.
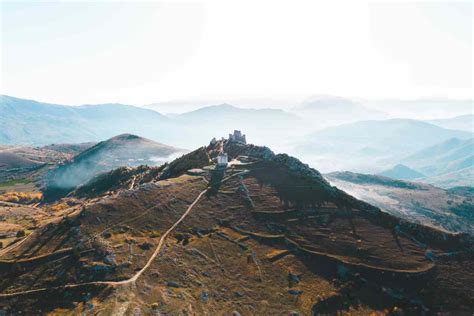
[217,152,228,167]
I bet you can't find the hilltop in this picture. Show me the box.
[378,164,425,181]
[44,134,184,200]
[0,137,472,314]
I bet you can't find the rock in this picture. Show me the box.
[425,249,436,262]
[238,242,248,250]
[119,261,132,268]
[288,272,300,286]
[288,289,303,295]
[289,311,300,316]
[337,264,349,278]
[200,291,209,303]
[232,311,241,316]
[139,242,153,250]
[16,230,26,237]
[166,281,181,288]
[103,255,116,265]
[234,291,244,298]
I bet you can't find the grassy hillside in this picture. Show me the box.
[1,140,472,314]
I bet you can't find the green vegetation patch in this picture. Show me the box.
[0,178,31,187]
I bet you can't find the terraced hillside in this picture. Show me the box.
[0,140,472,315]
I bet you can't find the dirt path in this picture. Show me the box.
[0,234,33,257]
[128,176,136,190]
[0,187,209,298]
[0,170,248,298]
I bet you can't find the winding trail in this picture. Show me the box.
[0,170,248,298]
[128,176,136,190]
[0,187,209,298]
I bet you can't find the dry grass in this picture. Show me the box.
[43,202,69,213]
[0,191,42,204]
[0,169,472,314]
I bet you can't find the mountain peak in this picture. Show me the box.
[378,164,425,180]
[109,133,142,142]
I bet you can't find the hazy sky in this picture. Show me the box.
[0,0,472,105]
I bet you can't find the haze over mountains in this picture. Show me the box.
[326,171,473,234]
[292,95,388,129]
[0,95,303,150]
[1,94,472,188]
[378,164,425,181]
[293,119,472,173]
[399,138,474,188]
[428,114,474,133]
[45,134,184,199]
[0,95,171,146]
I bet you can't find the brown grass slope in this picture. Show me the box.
[0,140,472,315]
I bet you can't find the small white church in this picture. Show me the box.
[217,152,228,167]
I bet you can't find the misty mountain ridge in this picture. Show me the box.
[361,98,473,120]
[2,95,473,183]
[0,95,172,146]
[0,96,302,150]
[296,95,381,113]
[428,114,474,133]
[293,118,472,174]
[291,95,388,130]
[44,134,184,199]
[378,164,425,180]
[397,137,474,188]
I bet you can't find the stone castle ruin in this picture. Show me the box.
[228,130,246,144]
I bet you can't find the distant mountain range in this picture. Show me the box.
[172,103,303,148]
[0,95,302,150]
[361,99,473,120]
[399,137,474,188]
[0,95,172,146]
[428,114,473,133]
[292,95,388,129]
[321,136,473,188]
[2,95,473,187]
[293,118,472,173]
[145,96,473,121]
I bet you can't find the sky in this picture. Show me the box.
[0,0,472,106]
